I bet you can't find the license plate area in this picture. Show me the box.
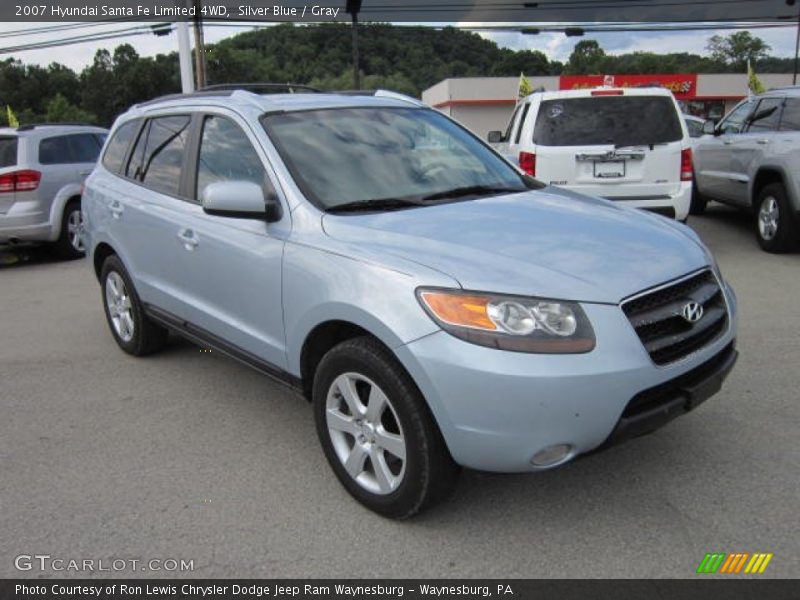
[593,160,626,178]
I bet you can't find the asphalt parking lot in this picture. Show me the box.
[1,203,798,579]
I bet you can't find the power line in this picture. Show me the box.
[0,26,163,55]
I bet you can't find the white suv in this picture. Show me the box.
[489,87,694,221]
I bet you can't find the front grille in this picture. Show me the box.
[622,270,728,365]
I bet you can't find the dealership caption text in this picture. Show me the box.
[15,584,513,598]
[17,4,342,19]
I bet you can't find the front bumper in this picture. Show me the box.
[395,281,737,472]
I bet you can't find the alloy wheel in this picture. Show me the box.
[758,196,779,241]
[105,271,135,342]
[67,208,84,252]
[325,372,407,495]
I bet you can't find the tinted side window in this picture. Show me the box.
[196,115,272,200]
[779,98,800,131]
[38,136,73,165]
[747,98,783,133]
[102,120,139,173]
[67,134,102,163]
[514,103,530,144]
[0,137,17,168]
[718,101,754,134]
[502,105,521,142]
[130,116,191,196]
[685,119,704,138]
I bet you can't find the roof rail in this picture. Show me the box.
[332,89,424,106]
[15,122,98,131]
[766,85,800,92]
[201,83,321,94]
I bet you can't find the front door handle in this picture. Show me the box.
[177,228,199,251]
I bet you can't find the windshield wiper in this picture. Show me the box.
[327,197,424,214]
[421,185,524,202]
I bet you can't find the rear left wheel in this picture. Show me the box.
[53,200,85,259]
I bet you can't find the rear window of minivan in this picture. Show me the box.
[533,96,683,147]
[0,136,17,168]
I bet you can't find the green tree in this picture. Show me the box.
[44,94,95,123]
[707,32,771,71]
[565,40,607,74]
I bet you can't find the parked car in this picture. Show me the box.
[684,114,707,140]
[693,87,800,253]
[84,88,737,518]
[0,124,108,258]
[488,87,694,221]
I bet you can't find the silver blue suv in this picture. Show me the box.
[83,88,738,517]
[1,124,108,258]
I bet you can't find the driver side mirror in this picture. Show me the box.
[487,130,504,143]
[201,181,282,222]
[702,120,717,136]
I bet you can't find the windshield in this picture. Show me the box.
[0,137,18,168]
[262,107,528,210]
[533,96,683,147]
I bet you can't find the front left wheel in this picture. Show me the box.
[313,336,459,519]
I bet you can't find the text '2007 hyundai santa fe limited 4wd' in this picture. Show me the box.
[83,88,738,518]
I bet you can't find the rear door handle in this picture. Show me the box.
[79,169,92,176]
[756,139,771,145]
[177,228,199,251]
[109,201,123,218]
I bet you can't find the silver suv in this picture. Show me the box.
[0,124,108,258]
[84,89,736,518]
[693,87,800,253]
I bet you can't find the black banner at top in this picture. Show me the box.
[4,0,798,23]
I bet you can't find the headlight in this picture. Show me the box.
[416,288,595,353]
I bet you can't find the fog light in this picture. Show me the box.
[531,444,573,467]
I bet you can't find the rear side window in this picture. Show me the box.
[196,115,272,200]
[67,134,103,163]
[779,98,800,131]
[0,137,17,168]
[102,120,140,173]
[38,136,73,165]
[533,96,683,147]
[128,115,191,196]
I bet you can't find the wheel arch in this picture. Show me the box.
[47,184,83,241]
[751,168,786,211]
[92,242,117,281]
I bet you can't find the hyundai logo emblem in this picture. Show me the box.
[681,301,704,323]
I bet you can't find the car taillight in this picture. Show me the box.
[0,169,42,193]
[519,151,536,176]
[681,148,693,182]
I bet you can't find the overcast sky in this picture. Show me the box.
[0,21,797,73]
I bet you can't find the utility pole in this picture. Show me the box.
[346,0,362,90]
[192,0,207,89]
[176,21,194,93]
[794,10,800,85]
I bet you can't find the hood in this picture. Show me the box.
[321,188,709,304]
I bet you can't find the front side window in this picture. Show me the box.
[533,96,683,146]
[127,115,191,196]
[103,120,139,173]
[718,100,755,135]
[262,107,527,211]
[196,116,272,200]
[779,98,800,131]
[747,98,783,133]
[685,119,704,138]
[502,104,522,142]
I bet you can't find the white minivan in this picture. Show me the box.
[489,87,694,221]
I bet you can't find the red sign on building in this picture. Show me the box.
[559,74,698,99]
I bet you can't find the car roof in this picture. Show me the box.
[523,86,677,102]
[126,89,424,119]
[0,124,108,137]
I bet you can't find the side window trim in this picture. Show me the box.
[121,113,196,202]
[514,103,530,144]
[503,105,521,143]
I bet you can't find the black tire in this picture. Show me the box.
[689,179,708,216]
[100,254,168,356]
[53,200,85,260]
[313,336,459,519]
[755,182,797,254]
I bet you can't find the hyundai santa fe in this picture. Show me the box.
[83,88,738,518]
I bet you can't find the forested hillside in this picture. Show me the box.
[0,23,794,126]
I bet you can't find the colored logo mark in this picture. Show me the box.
[696,552,773,574]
